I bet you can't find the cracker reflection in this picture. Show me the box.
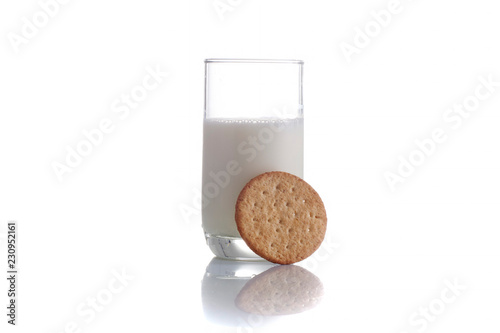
[235,265,324,316]
[202,258,323,328]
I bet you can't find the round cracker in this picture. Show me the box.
[235,171,327,264]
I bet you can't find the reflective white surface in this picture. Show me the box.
[1,0,500,332]
[202,258,324,329]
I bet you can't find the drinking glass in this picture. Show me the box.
[202,59,304,259]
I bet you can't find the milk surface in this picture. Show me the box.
[202,118,303,237]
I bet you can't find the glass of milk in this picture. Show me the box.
[202,59,304,260]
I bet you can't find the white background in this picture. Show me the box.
[1,0,500,332]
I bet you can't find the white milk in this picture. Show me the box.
[202,118,304,238]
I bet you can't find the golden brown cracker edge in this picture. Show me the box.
[235,171,327,264]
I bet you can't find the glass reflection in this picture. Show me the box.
[202,258,324,328]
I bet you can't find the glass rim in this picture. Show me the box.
[205,58,303,65]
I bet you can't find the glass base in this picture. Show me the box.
[204,233,265,261]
